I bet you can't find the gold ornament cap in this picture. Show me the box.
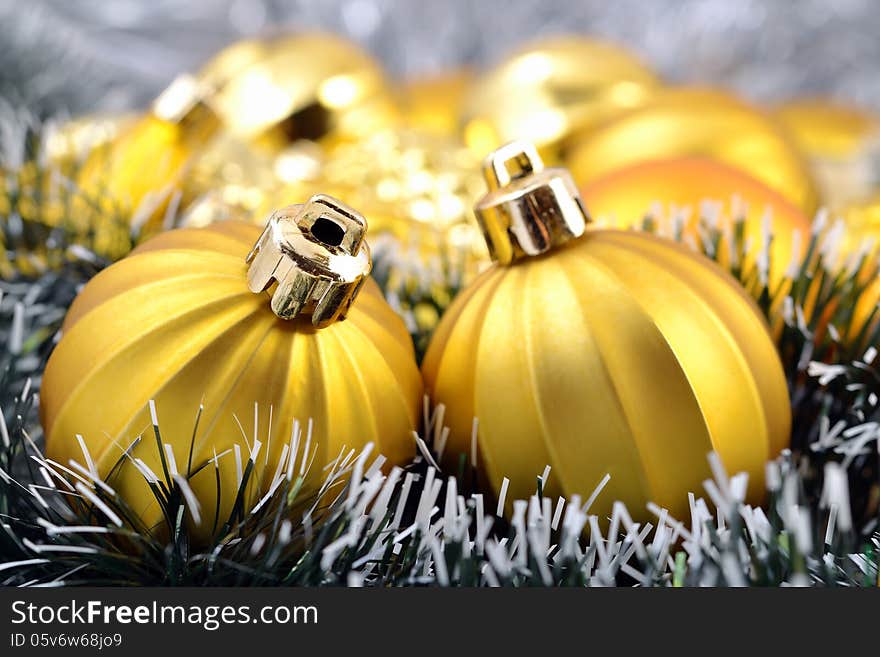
[474,141,589,265]
[246,194,371,327]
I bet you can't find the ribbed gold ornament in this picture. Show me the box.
[423,142,790,520]
[568,88,821,216]
[41,196,422,541]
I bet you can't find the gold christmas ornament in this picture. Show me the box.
[567,88,821,216]
[423,142,790,520]
[774,99,880,208]
[73,74,221,240]
[41,195,422,541]
[461,36,659,161]
[204,32,398,150]
[580,157,811,286]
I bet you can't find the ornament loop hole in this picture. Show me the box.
[311,216,346,247]
[484,141,544,190]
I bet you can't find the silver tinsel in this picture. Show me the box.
[1,0,880,115]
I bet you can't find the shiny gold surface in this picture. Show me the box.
[41,221,422,542]
[246,195,371,325]
[474,142,587,264]
[774,99,880,208]
[568,88,821,216]
[423,146,790,521]
[461,36,659,160]
[580,156,811,285]
[204,32,399,149]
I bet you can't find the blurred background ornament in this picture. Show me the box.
[460,36,659,161]
[40,199,422,542]
[204,31,399,152]
[72,74,221,241]
[773,99,880,209]
[397,69,473,137]
[567,88,821,216]
[831,192,880,256]
[580,157,811,286]
[423,142,790,521]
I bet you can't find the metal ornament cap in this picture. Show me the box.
[246,194,371,327]
[474,141,589,265]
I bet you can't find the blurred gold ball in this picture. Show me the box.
[203,32,399,150]
[580,156,812,286]
[568,88,821,216]
[461,36,659,161]
[832,193,880,255]
[397,69,474,137]
[774,99,880,208]
[73,74,222,241]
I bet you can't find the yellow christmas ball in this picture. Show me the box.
[41,196,422,541]
[205,32,398,150]
[423,143,790,520]
[461,36,659,161]
[580,157,812,287]
[774,99,880,208]
[73,74,222,241]
[567,88,821,216]
[398,69,474,137]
